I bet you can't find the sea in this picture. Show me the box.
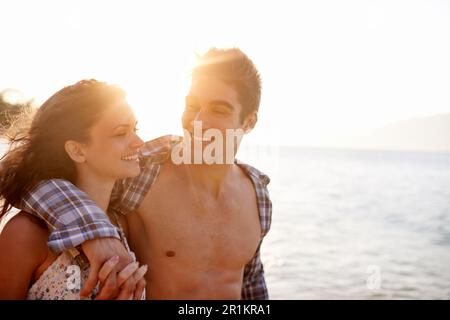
[238,145,450,299]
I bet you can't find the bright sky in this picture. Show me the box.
[1,0,449,146]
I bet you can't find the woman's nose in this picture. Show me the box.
[132,132,144,149]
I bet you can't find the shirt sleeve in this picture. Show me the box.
[241,242,269,300]
[19,179,120,253]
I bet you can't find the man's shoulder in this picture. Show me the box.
[235,160,272,238]
[235,160,271,187]
[141,134,182,156]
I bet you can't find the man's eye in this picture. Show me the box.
[213,109,227,115]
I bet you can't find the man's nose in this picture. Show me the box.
[191,109,209,127]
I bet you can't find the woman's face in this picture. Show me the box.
[80,99,144,181]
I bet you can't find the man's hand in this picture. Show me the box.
[80,237,134,298]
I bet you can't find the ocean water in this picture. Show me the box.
[238,146,450,299]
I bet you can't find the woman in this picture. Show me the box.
[0,79,147,299]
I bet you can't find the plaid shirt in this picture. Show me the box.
[20,135,272,300]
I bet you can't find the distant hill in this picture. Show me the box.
[346,114,450,152]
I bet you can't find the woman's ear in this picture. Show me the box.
[242,111,258,134]
[64,140,86,163]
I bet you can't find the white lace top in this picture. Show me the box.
[27,247,99,300]
[28,211,143,300]
[0,210,143,300]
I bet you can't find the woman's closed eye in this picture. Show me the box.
[114,127,138,137]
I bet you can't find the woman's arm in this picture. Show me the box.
[0,211,49,299]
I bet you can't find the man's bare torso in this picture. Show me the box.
[127,160,262,299]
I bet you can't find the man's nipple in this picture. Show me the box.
[166,250,176,257]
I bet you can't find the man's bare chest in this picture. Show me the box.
[136,177,262,268]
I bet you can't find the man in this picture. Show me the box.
[19,48,272,299]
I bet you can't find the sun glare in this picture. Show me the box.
[1,0,449,148]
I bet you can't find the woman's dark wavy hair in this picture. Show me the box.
[0,79,126,218]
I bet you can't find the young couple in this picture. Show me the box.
[0,48,272,300]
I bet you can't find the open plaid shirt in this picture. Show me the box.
[19,135,272,300]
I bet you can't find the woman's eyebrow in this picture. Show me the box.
[113,124,130,129]
[113,121,138,130]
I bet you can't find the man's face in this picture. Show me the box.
[182,75,244,146]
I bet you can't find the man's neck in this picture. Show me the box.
[182,162,235,199]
